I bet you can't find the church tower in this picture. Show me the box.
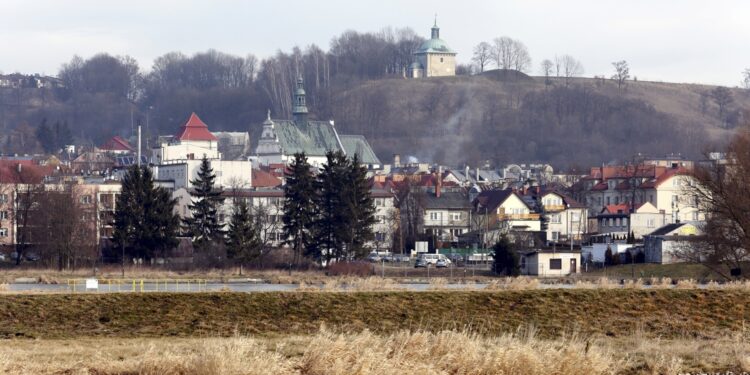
[292,76,308,124]
[410,18,457,78]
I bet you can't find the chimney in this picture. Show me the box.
[436,166,442,198]
[476,167,480,183]
[393,154,401,167]
[464,165,470,183]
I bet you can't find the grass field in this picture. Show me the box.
[1,289,749,374]
[0,289,748,340]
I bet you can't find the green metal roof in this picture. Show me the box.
[415,38,455,54]
[339,135,381,165]
[272,119,342,157]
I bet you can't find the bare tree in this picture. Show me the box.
[682,127,750,279]
[611,60,630,91]
[711,86,734,122]
[539,59,554,86]
[742,68,750,90]
[472,42,492,73]
[490,37,531,72]
[556,55,583,86]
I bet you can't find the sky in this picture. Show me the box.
[1,0,748,86]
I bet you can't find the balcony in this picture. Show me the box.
[543,204,566,212]
[496,213,540,221]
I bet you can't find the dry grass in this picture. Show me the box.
[485,277,540,290]
[2,329,750,374]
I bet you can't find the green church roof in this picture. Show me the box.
[415,38,455,54]
[271,120,342,157]
[339,135,382,165]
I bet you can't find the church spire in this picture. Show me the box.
[431,14,439,39]
[292,76,308,124]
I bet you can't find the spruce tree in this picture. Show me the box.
[226,199,262,274]
[113,165,180,261]
[492,235,520,276]
[184,156,225,249]
[282,153,317,266]
[315,151,350,263]
[344,153,376,259]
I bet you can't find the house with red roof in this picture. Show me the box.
[98,136,135,155]
[153,113,252,190]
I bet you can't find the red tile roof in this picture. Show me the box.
[251,168,282,188]
[100,136,134,152]
[601,204,630,214]
[174,113,218,142]
[0,163,54,184]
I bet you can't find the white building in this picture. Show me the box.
[153,112,252,190]
[520,250,581,276]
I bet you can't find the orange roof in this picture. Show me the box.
[251,169,282,188]
[174,113,217,142]
[601,204,630,214]
[100,136,134,151]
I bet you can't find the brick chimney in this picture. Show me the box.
[436,166,442,198]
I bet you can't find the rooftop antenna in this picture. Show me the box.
[434,13,437,26]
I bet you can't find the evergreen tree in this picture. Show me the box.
[36,119,54,153]
[314,151,350,263]
[604,246,614,266]
[492,235,520,276]
[225,199,262,274]
[113,165,180,261]
[344,153,376,259]
[184,156,225,249]
[282,153,317,266]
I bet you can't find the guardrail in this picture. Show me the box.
[67,279,208,293]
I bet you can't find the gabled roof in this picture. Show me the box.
[268,119,341,157]
[422,191,471,210]
[100,136,135,152]
[473,189,531,212]
[601,204,630,215]
[251,168,282,188]
[174,113,218,142]
[339,134,381,165]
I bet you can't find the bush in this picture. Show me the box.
[327,261,374,277]
[493,236,520,276]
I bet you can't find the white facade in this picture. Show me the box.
[153,141,220,165]
[520,251,581,276]
[581,243,635,264]
[156,160,252,190]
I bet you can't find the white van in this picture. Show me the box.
[417,253,451,265]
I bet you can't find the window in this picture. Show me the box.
[0,228,7,237]
[647,218,655,227]
[571,212,580,222]
[450,212,462,221]
[375,198,383,207]
[0,211,6,220]
[375,232,386,242]
[549,258,562,270]
[623,218,628,227]
[550,214,561,224]
[0,194,7,204]
[430,212,440,221]
[551,232,560,240]
[440,57,444,62]
[606,197,610,205]
[80,195,92,204]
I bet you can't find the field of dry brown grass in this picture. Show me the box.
[1,329,748,374]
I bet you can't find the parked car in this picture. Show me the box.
[435,259,449,268]
[414,258,429,268]
[366,253,382,263]
[417,253,452,265]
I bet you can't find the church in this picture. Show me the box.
[254,78,381,168]
[409,20,457,78]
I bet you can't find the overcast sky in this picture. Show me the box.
[1,0,748,86]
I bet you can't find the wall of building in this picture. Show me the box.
[153,140,220,164]
[522,252,580,276]
[425,53,456,77]
[157,160,252,190]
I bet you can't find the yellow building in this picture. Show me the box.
[409,20,456,78]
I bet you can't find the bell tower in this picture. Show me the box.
[292,76,308,124]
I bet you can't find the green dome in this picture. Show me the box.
[416,38,455,54]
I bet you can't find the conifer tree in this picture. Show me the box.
[184,156,225,249]
[113,165,180,261]
[282,153,317,266]
[226,199,262,274]
[344,153,376,259]
[492,235,520,276]
[315,151,350,263]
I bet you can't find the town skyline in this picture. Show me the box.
[2,0,749,87]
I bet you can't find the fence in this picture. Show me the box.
[67,279,208,293]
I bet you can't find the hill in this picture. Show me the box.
[1,68,747,168]
[328,71,748,167]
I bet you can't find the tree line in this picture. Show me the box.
[108,153,374,271]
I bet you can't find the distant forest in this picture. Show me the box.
[0,26,745,168]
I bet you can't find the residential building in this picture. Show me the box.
[535,190,587,242]
[643,222,704,264]
[98,136,135,155]
[597,202,667,239]
[421,189,472,246]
